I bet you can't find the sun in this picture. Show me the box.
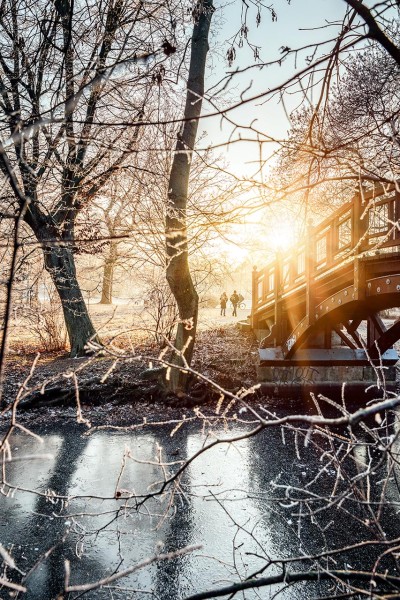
[265,219,297,252]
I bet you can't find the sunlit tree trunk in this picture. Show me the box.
[165,0,214,392]
[100,242,117,304]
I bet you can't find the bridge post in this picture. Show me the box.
[395,186,400,242]
[305,219,315,327]
[353,188,368,252]
[251,265,258,329]
[353,188,368,301]
[274,251,283,345]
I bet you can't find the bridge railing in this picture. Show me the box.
[252,185,400,328]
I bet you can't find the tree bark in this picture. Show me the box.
[43,243,99,357]
[165,0,214,392]
[24,201,100,357]
[100,242,117,304]
[100,260,114,304]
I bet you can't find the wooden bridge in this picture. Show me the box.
[252,185,400,372]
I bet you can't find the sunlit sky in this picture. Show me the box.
[196,0,378,265]
[204,0,348,177]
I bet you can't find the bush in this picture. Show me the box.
[25,287,68,352]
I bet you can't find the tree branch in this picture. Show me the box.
[344,0,400,65]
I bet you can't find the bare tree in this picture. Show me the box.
[0,0,177,355]
[165,0,214,392]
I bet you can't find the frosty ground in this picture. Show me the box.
[3,303,258,426]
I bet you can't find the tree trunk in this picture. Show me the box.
[165,0,214,392]
[43,243,99,357]
[100,242,117,304]
[24,199,100,357]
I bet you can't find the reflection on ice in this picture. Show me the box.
[1,417,400,599]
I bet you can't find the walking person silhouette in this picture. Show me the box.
[230,290,239,317]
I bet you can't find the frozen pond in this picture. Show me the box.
[1,411,400,599]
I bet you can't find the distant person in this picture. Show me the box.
[220,292,228,316]
[230,290,240,317]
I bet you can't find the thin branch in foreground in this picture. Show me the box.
[64,544,202,593]
[183,569,400,600]
[0,576,27,593]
